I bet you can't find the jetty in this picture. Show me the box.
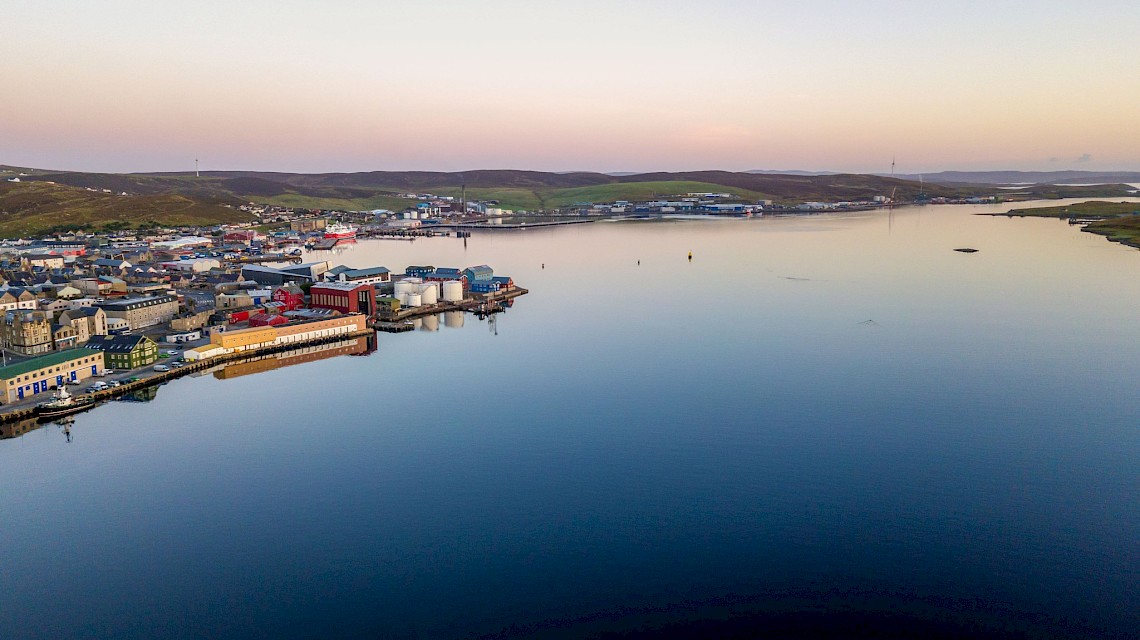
[370,287,528,331]
[432,220,594,230]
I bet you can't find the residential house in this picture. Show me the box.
[1,310,54,356]
[58,307,108,345]
[52,323,78,351]
[70,277,113,297]
[84,334,159,370]
[24,254,65,270]
[0,287,38,311]
[98,294,179,330]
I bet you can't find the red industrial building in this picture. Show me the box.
[309,282,376,316]
[423,273,467,288]
[272,284,305,311]
[248,313,289,327]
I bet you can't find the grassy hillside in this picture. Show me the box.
[542,181,768,208]
[0,181,253,237]
[252,193,414,213]
[1006,201,1140,218]
[1085,216,1140,248]
[6,165,1134,215]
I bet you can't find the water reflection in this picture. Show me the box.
[0,415,75,442]
[0,416,42,440]
[214,335,377,380]
[117,385,161,403]
[4,203,1140,639]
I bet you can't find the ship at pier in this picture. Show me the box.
[323,223,357,240]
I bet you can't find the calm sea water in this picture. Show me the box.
[3,202,1139,639]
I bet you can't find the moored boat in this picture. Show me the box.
[323,223,357,240]
[35,387,97,420]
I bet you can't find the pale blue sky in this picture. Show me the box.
[2,0,1138,173]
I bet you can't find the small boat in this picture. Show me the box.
[36,387,97,420]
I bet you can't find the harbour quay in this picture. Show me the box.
[0,216,526,422]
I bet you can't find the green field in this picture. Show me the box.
[425,181,771,211]
[544,181,768,208]
[423,187,544,211]
[249,193,415,213]
[0,181,253,237]
[1006,201,1140,218]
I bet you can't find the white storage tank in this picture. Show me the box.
[419,284,438,305]
[404,292,422,308]
[442,280,464,302]
[394,280,417,297]
[444,311,465,328]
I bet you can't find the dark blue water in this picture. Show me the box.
[2,204,1139,638]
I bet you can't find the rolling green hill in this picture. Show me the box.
[425,181,772,210]
[0,180,253,237]
[3,165,1134,223]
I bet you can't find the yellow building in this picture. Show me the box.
[0,349,106,403]
[186,314,369,361]
[211,327,278,352]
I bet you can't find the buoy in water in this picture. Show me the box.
[688,251,693,261]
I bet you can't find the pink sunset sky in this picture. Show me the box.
[2,0,1138,174]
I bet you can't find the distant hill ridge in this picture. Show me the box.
[0,165,1135,233]
[892,170,1140,185]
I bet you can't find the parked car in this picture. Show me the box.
[171,361,185,368]
[153,364,170,372]
[108,381,121,388]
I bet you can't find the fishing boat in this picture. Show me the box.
[323,223,357,240]
[36,386,97,420]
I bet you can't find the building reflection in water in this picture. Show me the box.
[0,416,43,440]
[0,415,74,442]
[214,335,376,381]
[444,311,464,329]
[118,386,162,403]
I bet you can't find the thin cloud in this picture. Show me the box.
[1075,153,1093,163]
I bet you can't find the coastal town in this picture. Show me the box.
[245,189,999,228]
[0,218,522,430]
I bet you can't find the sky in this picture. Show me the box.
[2,0,1139,174]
